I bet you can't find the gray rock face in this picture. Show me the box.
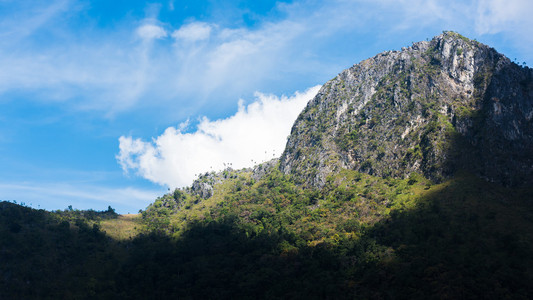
[190,174,215,199]
[280,32,533,187]
[188,167,254,199]
[251,158,279,182]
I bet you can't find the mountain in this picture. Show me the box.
[281,31,533,187]
[2,32,533,299]
[122,32,533,299]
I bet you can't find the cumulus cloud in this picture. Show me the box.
[117,85,320,188]
[136,24,168,40]
[172,22,213,42]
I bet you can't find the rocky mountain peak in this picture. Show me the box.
[280,31,533,187]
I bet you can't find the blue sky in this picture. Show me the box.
[1,0,532,213]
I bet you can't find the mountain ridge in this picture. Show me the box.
[280,31,533,188]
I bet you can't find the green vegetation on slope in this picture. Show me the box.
[100,214,142,240]
[1,168,533,299]
[0,204,124,299]
[132,169,533,299]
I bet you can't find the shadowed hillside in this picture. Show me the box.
[1,171,532,299]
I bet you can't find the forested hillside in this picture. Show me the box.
[2,168,533,298]
[2,32,533,299]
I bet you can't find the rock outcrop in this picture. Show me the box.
[251,158,279,182]
[280,31,533,187]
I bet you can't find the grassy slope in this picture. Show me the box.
[100,214,142,240]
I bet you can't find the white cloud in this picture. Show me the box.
[172,22,212,42]
[136,24,168,40]
[117,85,320,188]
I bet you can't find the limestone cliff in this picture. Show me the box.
[280,32,533,187]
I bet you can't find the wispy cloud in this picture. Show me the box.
[172,22,213,42]
[0,0,531,117]
[0,0,72,43]
[117,86,320,188]
[0,182,162,213]
[475,0,533,34]
[137,24,168,40]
